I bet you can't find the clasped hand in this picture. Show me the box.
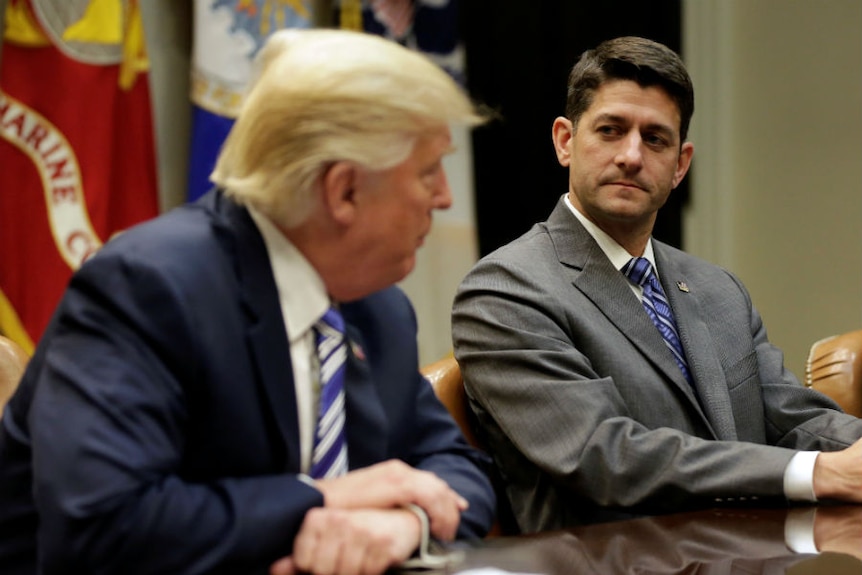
[270,460,468,575]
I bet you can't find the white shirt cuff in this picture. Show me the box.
[297,473,317,487]
[783,451,819,502]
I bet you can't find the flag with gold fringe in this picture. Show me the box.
[0,0,159,353]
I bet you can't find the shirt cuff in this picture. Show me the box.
[783,451,819,502]
[296,473,316,487]
[785,507,818,554]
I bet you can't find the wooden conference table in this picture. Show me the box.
[404,505,862,574]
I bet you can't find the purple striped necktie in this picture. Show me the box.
[622,257,692,384]
[310,307,349,479]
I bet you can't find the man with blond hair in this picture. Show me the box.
[0,29,495,574]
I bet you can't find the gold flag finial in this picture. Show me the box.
[339,0,363,31]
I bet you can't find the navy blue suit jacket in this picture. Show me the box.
[0,190,495,574]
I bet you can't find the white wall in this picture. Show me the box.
[683,0,862,380]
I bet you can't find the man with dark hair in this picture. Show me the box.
[453,36,862,535]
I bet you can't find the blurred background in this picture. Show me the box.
[2,0,860,381]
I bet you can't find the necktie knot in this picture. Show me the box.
[622,257,656,289]
[316,307,345,338]
[315,308,346,360]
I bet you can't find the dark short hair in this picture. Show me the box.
[565,36,694,142]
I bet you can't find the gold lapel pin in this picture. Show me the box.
[676,281,690,293]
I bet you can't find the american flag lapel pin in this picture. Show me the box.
[350,341,366,361]
[676,281,690,293]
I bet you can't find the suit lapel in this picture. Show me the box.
[211,192,302,469]
[654,246,737,440]
[339,317,389,469]
[546,201,710,428]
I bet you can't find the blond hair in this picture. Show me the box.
[211,29,484,228]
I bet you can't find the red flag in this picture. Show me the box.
[0,0,159,353]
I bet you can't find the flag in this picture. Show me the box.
[337,0,465,86]
[335,0,476,364]
[0,0,159,353]
[187,0,313,202]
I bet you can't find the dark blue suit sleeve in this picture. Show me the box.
[342,288,497,540]
[406,374,497,539]
[28,250,319,573]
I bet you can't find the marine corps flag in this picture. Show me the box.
[0,0,159,353]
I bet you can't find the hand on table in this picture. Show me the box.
[813,437,862,502]
[269,507,421,575]
[313,459,467,541]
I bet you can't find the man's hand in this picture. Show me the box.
[813,437,862,502]
[313,459,467,541]
[269,507,421,575]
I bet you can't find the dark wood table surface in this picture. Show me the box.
[408,505,862,574]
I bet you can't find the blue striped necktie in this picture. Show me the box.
[622,257,692,384]
[310,307,349,479]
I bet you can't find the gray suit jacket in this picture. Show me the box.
[452,196,862,532]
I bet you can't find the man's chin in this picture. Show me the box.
[599,195,663,218]
[392,256,418,285]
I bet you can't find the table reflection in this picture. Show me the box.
[436,506,862,575]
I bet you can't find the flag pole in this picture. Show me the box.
[0,0,7,73]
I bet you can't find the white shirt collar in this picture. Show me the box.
[563,194,657,274]
[247,206,330,340]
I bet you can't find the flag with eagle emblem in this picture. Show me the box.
[186,0,313,202]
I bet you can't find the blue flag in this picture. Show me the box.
[188,1,312,201]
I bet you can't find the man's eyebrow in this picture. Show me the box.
[592,113,676,138]
[592,113,627,125]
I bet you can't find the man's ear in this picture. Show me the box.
[321,161,358,225]
[552,117,574,167]
[672,141,694,189]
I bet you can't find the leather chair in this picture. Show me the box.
[0,335,29,412]
[421,355,517,536]
[805,330,862,418]
[421,356,482,450]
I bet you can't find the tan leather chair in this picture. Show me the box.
[0,335,30,412]
[421,355,518,536]
[805,330,862,418]
[421,356,483,450]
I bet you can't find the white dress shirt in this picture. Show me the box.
[248,207,329,474]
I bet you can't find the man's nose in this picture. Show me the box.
[615,133,644,170]
[434,171,453,210]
